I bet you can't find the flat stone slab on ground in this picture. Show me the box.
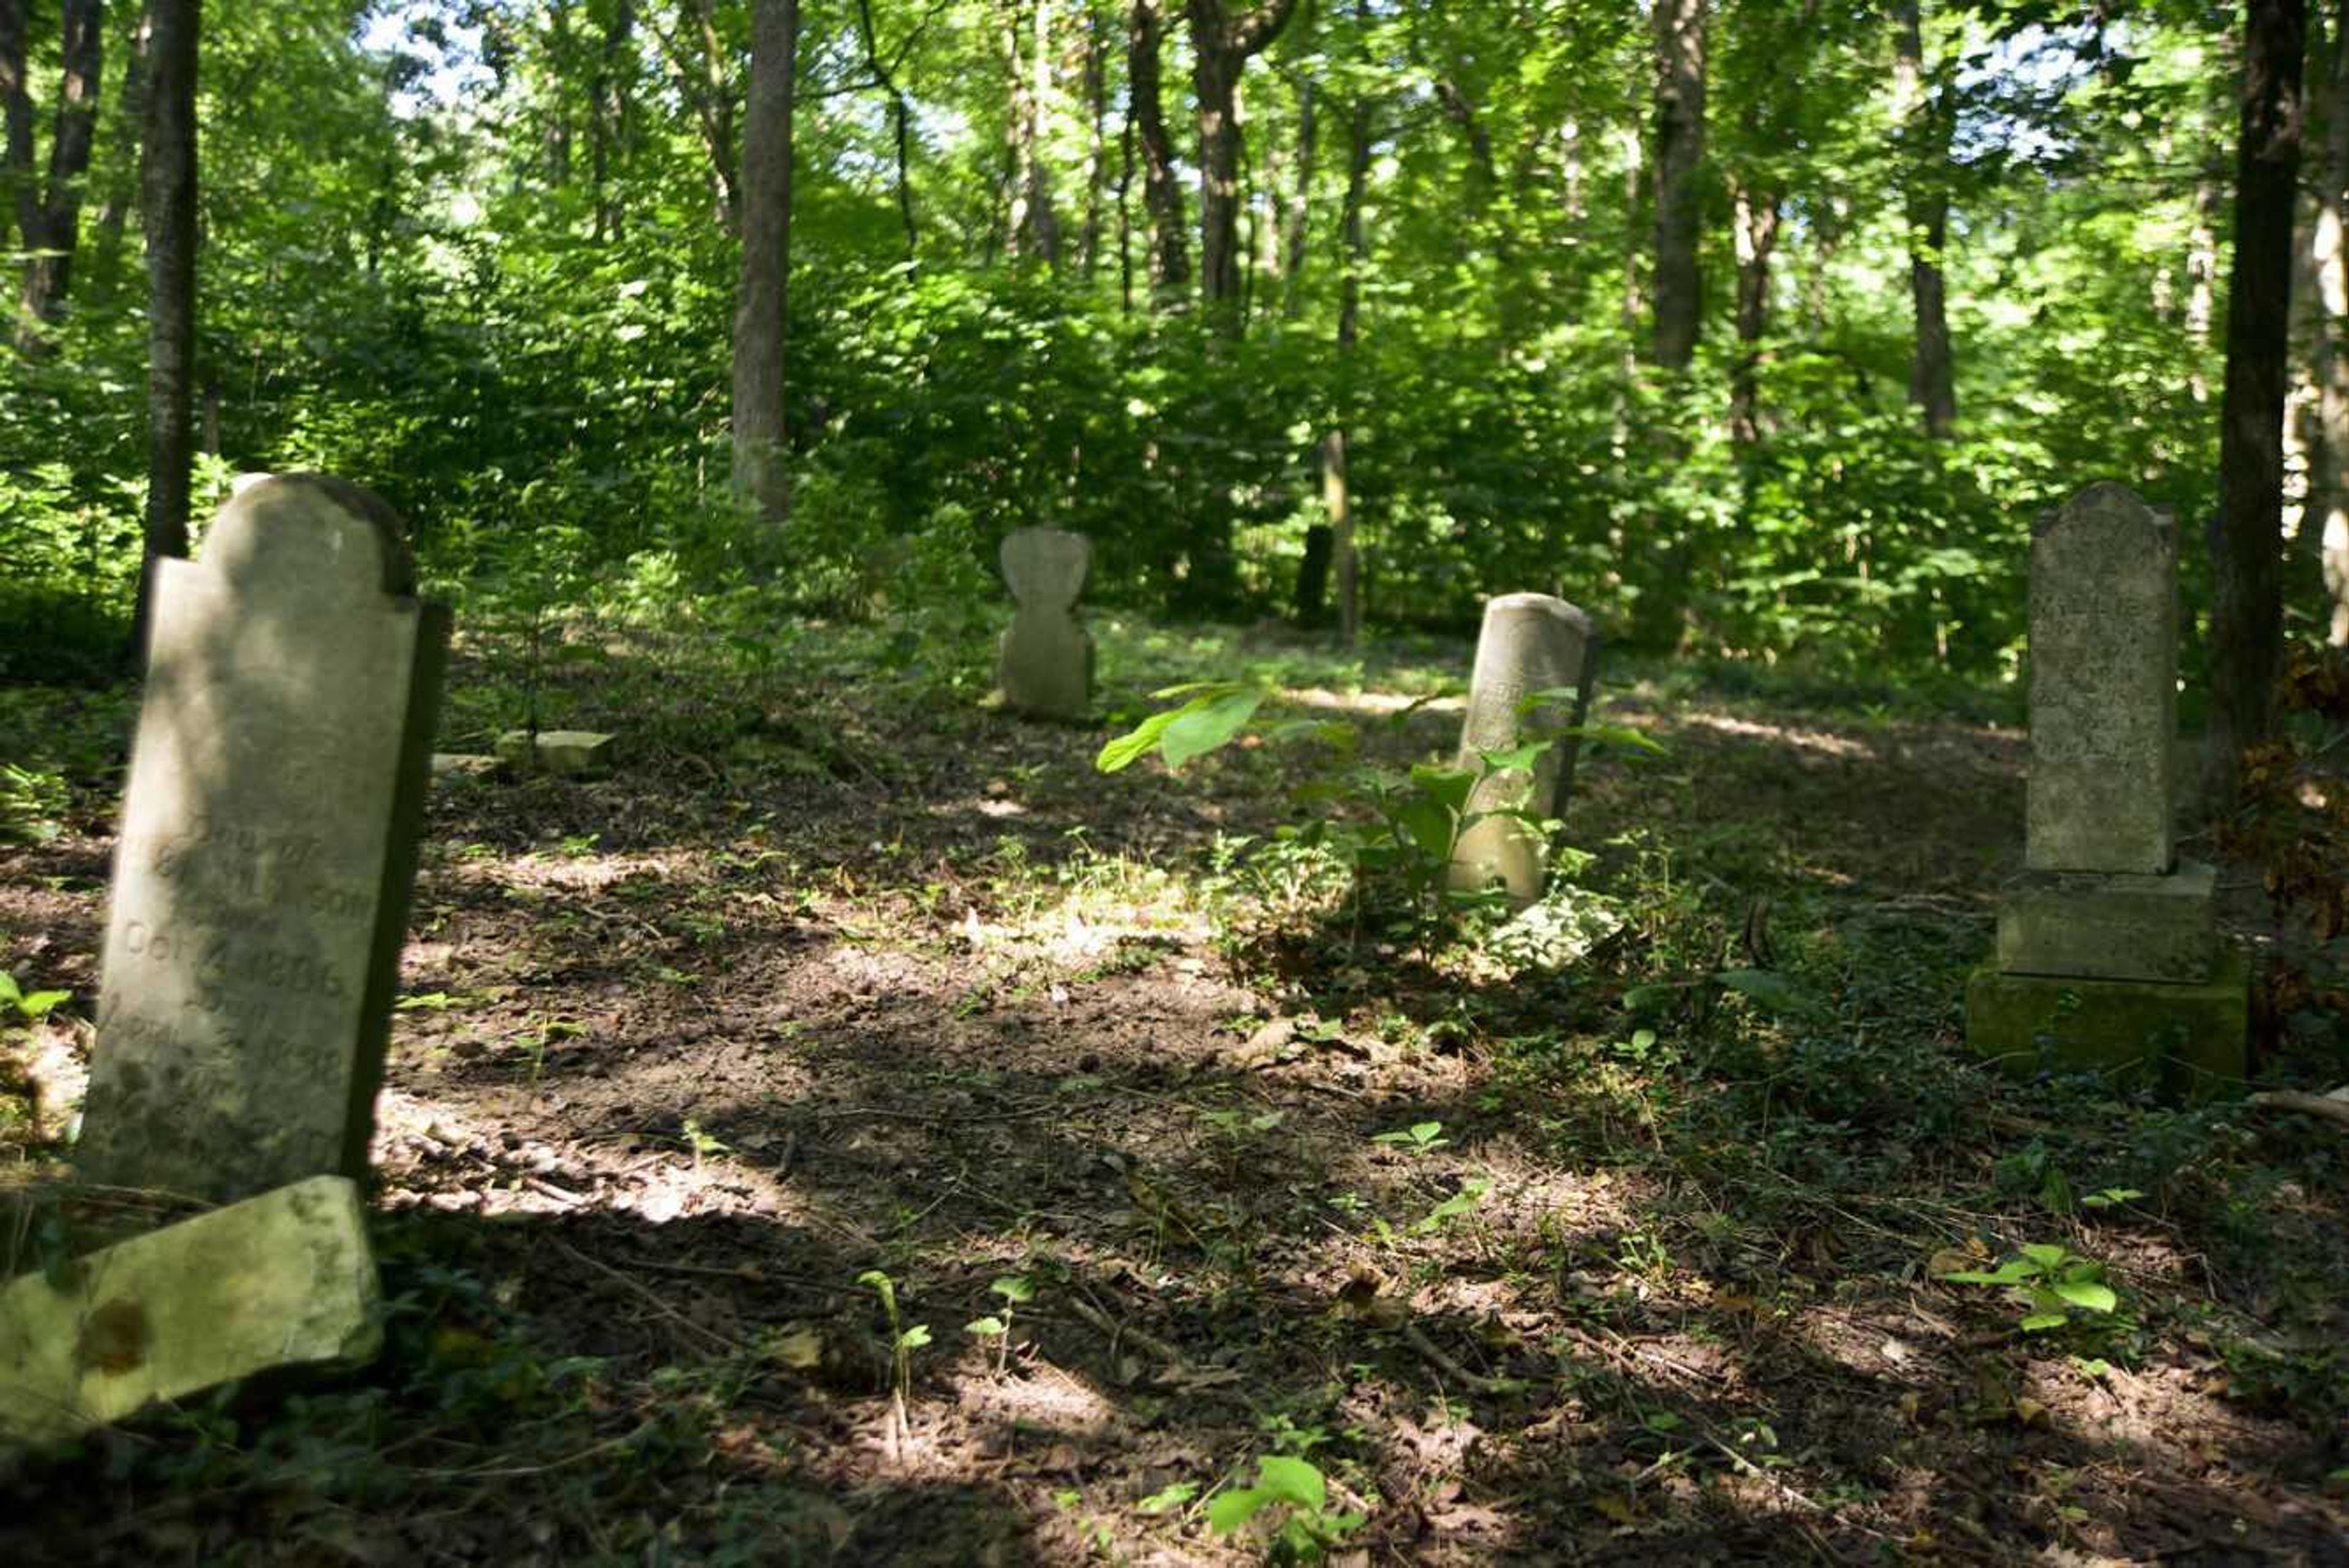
[1965,941,2251,1095]
[494,730,617,774]
[0,1176,383,1448]
[430,752,502,781]
[1996,859,2219,983]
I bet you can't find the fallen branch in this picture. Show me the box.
[2247,1089,2349,1131]
[1401,1323,1510,1396]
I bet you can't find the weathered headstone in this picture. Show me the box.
[0,1176,382,1446]
[1445,593,1600,907]
[1966,483,2247,1090]
[998,527,1093,719]
[78,476,450,1202]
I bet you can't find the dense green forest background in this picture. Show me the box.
[2,0,2342,682]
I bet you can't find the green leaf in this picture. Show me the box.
[897,1323,932,1350]
[1715,968,1805,1015]
[1408,763,1477,817]
[965,1316,1008,1337]
[1206,1487,1272,1534]
[1475,739,1550,775]
[2050,1279,2117,1314]
[1160,690,1267,771]
[2019,1310,2069,1333]
[990,1275,1034,1303]
[1940,1261,2037,1285]
[1096,709,1182,773]
[1135,1481,1198,1515]
[1254,1455,1326,1511]
[17,989,67,1019]
[2018,1243,2069,1270]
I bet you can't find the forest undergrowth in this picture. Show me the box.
[1,601,2345,1566]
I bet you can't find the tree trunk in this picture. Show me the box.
[1649,0,1704,369]
[2206,0,2307,809]
[1891,0,1956,437]
[16,0,105,347]
[1185,0,1299,331]
[588,0,633,240]
[851,0,917,261]
[730,0,798,533]
[87,0,151,298]
[1326,87,1370,646]
[2316,0,2349,644]
[1127,0,1187,294]
[0,0,30,253]
[1079,0,1109,278]
[1004,0,1062,266]
[133,0,195,665]
[1280,70,1313,316]
[1730,180,1778,446]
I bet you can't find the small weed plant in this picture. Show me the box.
[1939,1241,2120,1333]
[1208,1453,1365,1564]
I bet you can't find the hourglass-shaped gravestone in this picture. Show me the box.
[76,476,450,1202]
[1445,593,1600,907]
[1965,483,2247,1092]
[998,527,1094,719]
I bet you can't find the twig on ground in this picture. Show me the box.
[1401,1323,1508,1395]
[550,1238,737,1353]
[2247,1089,2349,1131]
[1063,1289,1184,1367]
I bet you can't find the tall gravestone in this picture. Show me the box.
[998,527,1093,719]
[1965,483,2248,1090]
[77,476,450,1202]
[1446,593,1600,907]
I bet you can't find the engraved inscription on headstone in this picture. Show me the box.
[77,476,450,1203]
[998,527,1094,719]
[1446,593,1600,906]
[2025,483,2178,875]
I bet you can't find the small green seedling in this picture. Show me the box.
[1939,1242,2118,1333]
[858,1269,930,1441]
[1409,1177,1493,1236]
[1207,1454,1365,1563]
[963,1274,1033,1376]
[0,973,69,1024]
[1370,1120,1449,1155]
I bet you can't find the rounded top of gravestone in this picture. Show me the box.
[1482,592,1594,635]
[1000,527,1090,605]
[201,474,418,601]
[2033,481,2174,544]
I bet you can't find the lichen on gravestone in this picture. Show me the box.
[1445,593,1600,908]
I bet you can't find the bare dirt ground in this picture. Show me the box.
[2,619,2345,1566]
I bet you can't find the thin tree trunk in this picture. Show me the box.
[2206,0,2307,809]
[133,0,195,665]
[17,0,105,346]
[853,0,916,260]
[588,0,633,240]
[1730,180,1778,446]
[1127,0,1187,294]
[1327,87,1370,646]
[88,0,150,297]
[1185,0,1299,331]
[1892,0,1956,437]
[1435,73,1516,343]
[1004,0,1062,265]
[0,0,31,253]
[2316,0,2349,644]
[1281,70,1313,315]
[645,0,738,227]
[1649,0,1704,369]
[1079,0,1109,278]
[730,0,798,533]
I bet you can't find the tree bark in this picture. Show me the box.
[2315,0,2349,644]
[16,0,105,347]
[2206,0,2307,809]
[1891,0,1956,437]
[588,0,634,240]
[1326,87,1370,645]
[730,0,798,533]
[1127,0,1187,294]
[1079,0,1110,278]
[1185,0,1299,330]
[133,0,195,665]
[646,0,738,228]
[1004,0,1062,266]
[1649,0,1704,369]
[1730,180,1778,446]
[1280,69,1313,315]
[87,0,151,298]
[1,0,32,254]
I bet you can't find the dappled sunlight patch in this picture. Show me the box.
[952,1361,1121,1439]
[1674,710,1877,760]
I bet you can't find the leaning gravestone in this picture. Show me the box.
[77,476,450,1202]
[1446,593,1600,907]
[998,527,1093,719]
[0,1176,382,1446]
[1965,483,2248,1090]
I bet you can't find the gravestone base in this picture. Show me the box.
[995,622,1094,720]
[1996,860,2219,982]
[1964,941,2251,1096]
[495,730,617,775]
[0,1177,382,1448]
